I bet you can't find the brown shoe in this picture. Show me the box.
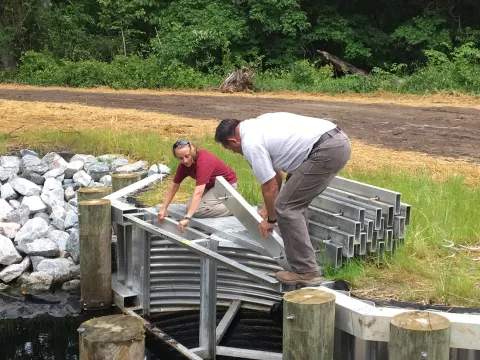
[275,270,322,286]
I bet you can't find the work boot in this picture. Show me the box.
[275,270,322,286]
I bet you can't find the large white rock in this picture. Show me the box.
[42,152,68,170]
[97,154,118,162]
[4,205,30,225]
[50,205,66,231]
[148,164,159,176]
[42,178,63,193]
[70,154,97,164]
[43,167,65,179]
[87,162,110,181]
[73,170,92,187]
[21,271,54,291]
[36,258,74,282]
[64,187,76,201]
[115,160,147,173]
[49,230,69,251]
[22,195,47,214]
[14,217,49,244]
[64,160,84,179]
[0,198,14,219]
[41,188,65,212]
[21,155,48,174]
[1,183,18,201]
[64,210,78,230]
[158,164,171,175]
[10,177,41,196]
[110,158,129,171]
[0,234,22,265]
[0,256,30,283]
[0,222,21,239]
[0,156,21,173]
[30,256,45,271]
[20,238,59,257]
[99,175,112,187]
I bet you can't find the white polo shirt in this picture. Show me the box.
[240,112,337,184]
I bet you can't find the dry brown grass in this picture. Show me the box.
[2,98,479,186]
[0,99,217,138]
[2,83,480,110]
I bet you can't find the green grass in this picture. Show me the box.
[13,129,480,306]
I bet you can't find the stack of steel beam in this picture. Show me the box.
[308,176,411,269]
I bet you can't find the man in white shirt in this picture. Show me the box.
[215,112,351,286]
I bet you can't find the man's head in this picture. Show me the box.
[215,119,242,154]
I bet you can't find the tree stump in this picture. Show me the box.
[389,311,451,360]
[79,314,144,359]
[79,199,112,310]
[112,173,141,193]
[77,187,112,202]
[283,288,335,360]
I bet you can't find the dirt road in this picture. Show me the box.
[1,88,479,160]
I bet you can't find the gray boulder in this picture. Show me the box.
[110,158,129,171]
[9,199,21,209]
[71,154,97,164]
[19,238,59,257]
[20,155,48,174]
[115,160,147,173]
[50,205,66,231]
[36,258,74,283]
[0,222,21,239]
[4,205,30,226]
[42,152,68,170]
[66,231,79,264]
[19,170,45,185]
[73,170,91,187]
[41,188,65,212]
[20,149,39,157]
[14,217,49,244]
[21,271,53,291]
[148,164,159,176]
[0,234,22,265]
[158,164,171,175]
[0,256,30,283]
[68,198,78,208]
[34,212,50,223]
[49,230,69,251]
[61,279,80,292]
[99,175,112,187]
[64,160,84,179]
[97,154,118,162]
[71,264,80,279]
[0,156,21,179]
[64,187,75,201]
[0,198,14,219]
[1,183,18,201]
[42,178,63,193]
[11,177,41,196]
[22,195,47,214]
[43,168,64,179]
[87,162,110,181]
[64,210,78,229]
[31,256,45,271]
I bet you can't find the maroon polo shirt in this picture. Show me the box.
[173,149,237,190]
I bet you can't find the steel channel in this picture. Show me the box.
[199,239,217,359]
[376,218,385,240]
[329,176,401,215]
[216,300,242,345]
[308,206,361,242]
[393,216,405,239]
[360,233,367,255]
[131,225,150,314]
[377,241,385,264]
[309,220,354,257]
[324,240,343,269]
[311,195,365,223]
[400,202,411,225]
[385,229,393,251]
[325,187,395,227]
[116,223,127,284]
[363,220,374,242]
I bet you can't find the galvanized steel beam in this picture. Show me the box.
[308,206,361,242]
[311,195,365,223]
[309,220,354,257]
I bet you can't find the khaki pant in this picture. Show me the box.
[187,182,238,218]
[275,130,351,273]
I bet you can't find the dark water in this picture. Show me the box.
[0,302,282,360]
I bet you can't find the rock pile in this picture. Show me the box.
[0,150,170,293]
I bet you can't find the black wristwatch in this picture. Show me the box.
[267,218,277,224]
[184,216,191,220]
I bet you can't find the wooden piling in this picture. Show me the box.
[79,199,112,310]
[112,173,141,193]
[79,314,144,359]
[283,288,335,360]
[77,187,112,202]
[389,311,451,360]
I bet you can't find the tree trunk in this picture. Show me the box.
[77,187,112,202]
[112,173,141,193]
[389,311,451,360]
[79,314,144,359]
[79,199,112,310]
[283,288,336,360]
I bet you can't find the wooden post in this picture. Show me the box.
[389,311,451,360]
[283,288,336,360]
[79,199,112,310]
[79,314,144,359]
[112,173,141,193]
[77,187,112,202]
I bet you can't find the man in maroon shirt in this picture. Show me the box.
[157,140,238,232]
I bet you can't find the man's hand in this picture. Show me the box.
[178,218,190,233]
[258,219,275,239]
[258,205,268,220]
[157,209,168,224]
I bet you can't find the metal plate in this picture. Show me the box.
[212,176,291,270]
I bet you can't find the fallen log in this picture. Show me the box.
[317,50,368,76]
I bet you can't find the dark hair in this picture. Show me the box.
[215,119,240,144]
